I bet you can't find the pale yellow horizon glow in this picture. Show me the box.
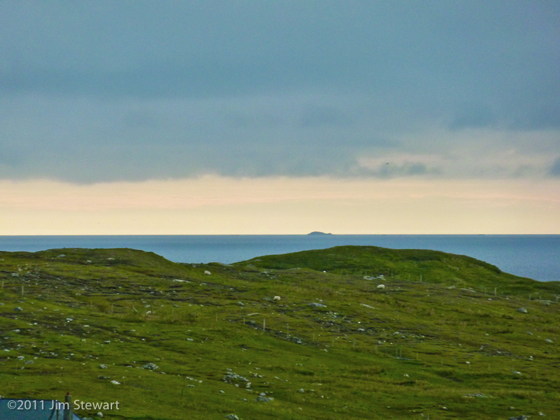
[1,176,559,235]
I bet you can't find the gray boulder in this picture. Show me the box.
[143,362,159,370]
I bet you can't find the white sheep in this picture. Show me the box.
[273,296,281,302]
[377,284,385,289]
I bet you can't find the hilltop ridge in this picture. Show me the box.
[0,246,558,419]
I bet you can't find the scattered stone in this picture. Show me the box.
[96,413,103,418]
[223,371,249,384]
[99,364,107,369]
[143,363,159,370]
[545,339,553,343]
[364,275,384,280]
[517,308,528,314]
[309,303,326,308]
[509,416,530,420]
[225,415,240,420]
[465,393,488,398]
[297,388,305,393]
[14,307,23,312]
[110,380,120,385]
[256,395,271,402]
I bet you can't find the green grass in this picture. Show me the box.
[0,246,559,419]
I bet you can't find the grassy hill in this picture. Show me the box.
[0,246,559,419]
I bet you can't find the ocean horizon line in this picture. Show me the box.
[2,233,559,237]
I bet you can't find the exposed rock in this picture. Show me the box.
[517,307,528,314]
[14,307,23,312]
[222,371,249,384]
[143,362,159,370]
[225,415,240,420]
[289,336,303,344]
[309,303,326,308]
[465,392,488,398]
[509,416,530,420]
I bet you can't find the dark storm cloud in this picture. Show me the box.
[299,105,352,129]
[549,158,560,177]
[0,1,559,182]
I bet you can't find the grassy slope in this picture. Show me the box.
[0,246,559,419]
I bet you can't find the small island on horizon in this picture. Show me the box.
[307,231,333,235]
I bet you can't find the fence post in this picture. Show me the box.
[63,392,72,420]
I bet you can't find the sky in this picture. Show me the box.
[1,0,559,234]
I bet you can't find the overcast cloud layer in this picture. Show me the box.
[1,0,559,183]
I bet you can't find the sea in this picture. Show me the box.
[0,235,558,282]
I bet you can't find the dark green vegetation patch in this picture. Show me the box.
[1,246,559,419]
